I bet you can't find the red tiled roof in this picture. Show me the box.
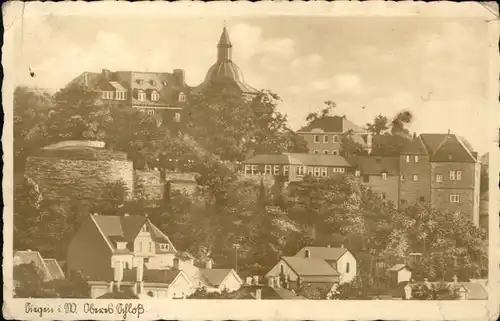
[295,246,348,261]
[282,256,340,277]
[348,156,399,176]
[298,116,365,133]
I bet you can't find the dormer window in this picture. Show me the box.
[381,172,388,180]
[159,243,170,250]
[355,170,361,177]
[150,80,156,86]
[138,90,146,101]
[151,90,160,101]
[178,92,186,102]
[116,241,127,250]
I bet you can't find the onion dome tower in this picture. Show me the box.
[193,26,258,95]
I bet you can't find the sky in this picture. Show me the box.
[13,13,495,154]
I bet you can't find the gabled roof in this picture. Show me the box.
[295,246,348,261]
[348,156,399,176]
[142,269,183,284]
[198,268,238,287]
[14,250,52,281]
[298,116,365,133]
[90,214,176,253]
[401,136,428,155]
[43,259,65,280]
[224,286,307,300]
[282,256,340,276]
[450,282,488,300]
[421,134,477,163]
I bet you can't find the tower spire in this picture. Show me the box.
[217,25,232,61]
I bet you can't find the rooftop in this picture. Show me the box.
[298,115,365,134]
[295,246,348,261]
[282,256,339,277]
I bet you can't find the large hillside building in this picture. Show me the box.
[192,26,258,97]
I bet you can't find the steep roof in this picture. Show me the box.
[422,134,477,163]
[298,116,365,133]
[198,268,237,287]
[282,256,340,276]
[142,269,183,284]
[43,259,65,280]
[401,136,428,155]
[348,156,399,176]
[90,214,176,253]
[218,26,232,47]
[14,250,52,281]
[295,246,348,261]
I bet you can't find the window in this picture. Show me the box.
[174,112,181,123]
[245,165,252,175]
[280,264,284,274]
[381,173,388,180]
[413,175,418,181]
[450,194,460,203]
[251,165,258,175]
[178,92,186,102]
[264,165,272,175]
[138,90,146,101]
[400,175,405,181]
[355,170,361,177]
[305,250,310,258]
[321,167,328,177]
[323,150,329,155]
[401,199,407,205]
[405,155,410,163]
[414,155,419,163]
[283,165,289,176]
[338,168,345,173]
[332,150,339,156]
[150,80,156,86]
[273,165,280,175]
[382,193,386,199]
[314,135,320,143]
[419,196,425,202]
[313,150,319,154]
[101,91,113,99]
[436,174,443,182]
[149,242,153,252]
[151,91,160,101]
[139,242,143,252]
[308,167,314,176]
[296,166,305,176]
[346,262,350,273]
[323,135,329,143]
[363,175,370,183]
[115,91,126,100]
[456,171,462,181]
[314,167,321,177]
[333,135,339,142]
[147,110,155,116]
[449,170,456,180]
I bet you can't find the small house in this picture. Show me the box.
[387,264,412,285]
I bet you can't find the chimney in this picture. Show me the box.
[205,259,213,269]
[173,258,180,270]
[102,69,112,80]
[113,261,123,291]
[255,288,262,300]
[173,69,185,86]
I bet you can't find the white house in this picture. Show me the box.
[294,246,357,284]
[387,264,412,284]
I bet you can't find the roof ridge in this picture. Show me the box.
[418,135,430,155]
[430,134,451,158]
[89,214,115,252]
[455,135,477,162]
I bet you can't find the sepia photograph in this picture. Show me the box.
[2,1,499,320]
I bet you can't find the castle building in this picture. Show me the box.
[192,26,259,97]
[67,69,189,124]
[297,115,372,156]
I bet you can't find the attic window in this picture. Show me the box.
[138,90,146,101]
[151,90,160,101]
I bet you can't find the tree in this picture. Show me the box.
[306,100,336,125]
[13,263,58,298]
[14,86,53,171]
[365,114,390,135]
[14,176,44,252]
[45,83,113,143]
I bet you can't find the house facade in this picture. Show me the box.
[68,69,189,125]
[296,115,372,155]
[242,153,351,182]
